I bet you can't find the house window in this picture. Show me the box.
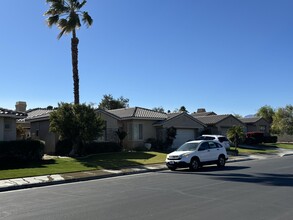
[259,125,266,131]
[128,124,143,141]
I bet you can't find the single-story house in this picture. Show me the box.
[21,108,57,154]
[193,114,246,136]
[97,107,206,149]
[240,117,270,134]
[0,107,27,141]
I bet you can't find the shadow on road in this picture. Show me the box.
[165,165,293,187]
[162,165,249,174]
[206,172,293,187]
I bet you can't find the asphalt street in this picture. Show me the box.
[0,156,293,220]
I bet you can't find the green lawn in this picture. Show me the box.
[263,143,293,150]
[229,143,293,155]
[0,151,167,180]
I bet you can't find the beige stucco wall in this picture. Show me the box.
[31,120,58,154]
[124,119,157,149]
[162,114,205,129]
[97,112,122,142]
[215,116,246,136]
[0,117,17,141]
[246,119,270,134]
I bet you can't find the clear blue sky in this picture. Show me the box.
[1,0,292,116]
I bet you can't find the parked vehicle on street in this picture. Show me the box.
[195,134,231,149]
[165,140,228,171]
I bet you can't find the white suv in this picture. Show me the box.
[166,140,228,171]
[195,135,230,149]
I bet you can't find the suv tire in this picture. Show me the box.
[217,155,226,168]
[189,158,200,171]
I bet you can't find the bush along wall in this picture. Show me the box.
[0,140,45,161]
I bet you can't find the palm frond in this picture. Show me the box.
[57,18,68,29]
[57,28,67,39]
[77,0,87,10]
[82,12,93,27]
[68,12,81,29]
[47,15,59,27]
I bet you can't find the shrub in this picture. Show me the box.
[84,142,122,154]
[245,132,264,144]
[0,140,44,161]
[263,136,278,143]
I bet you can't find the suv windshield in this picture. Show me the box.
[176,142,199,151]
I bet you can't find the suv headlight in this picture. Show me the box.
[181,153,190,158]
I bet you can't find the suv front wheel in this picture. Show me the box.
[189,158,200,171]
[217,155,226,168]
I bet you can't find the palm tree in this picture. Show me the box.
[45,0,93,104]
[227,126,245,151]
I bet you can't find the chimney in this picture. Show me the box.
[15,101,27,112]
[197,108,206,113]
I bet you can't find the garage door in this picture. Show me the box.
[172,129,195,149]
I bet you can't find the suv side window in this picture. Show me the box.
[208,142,218,149]
[198,142,209,151]
[205,136,215,140]
[215,143,223,148]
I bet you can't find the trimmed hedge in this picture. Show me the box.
[0,140,44,161]
[55,140,122,156]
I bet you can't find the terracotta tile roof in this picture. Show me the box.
[193,115,231,125]
[18,108,54,122]
[240,117,262,124]
[0,107,27,118]
[108,107,167,120]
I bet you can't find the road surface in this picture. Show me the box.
[0,156,293,219]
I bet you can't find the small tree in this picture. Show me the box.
[98,94,129,110]
[16,125,26,139]
[50,103,104,156]
[166,126,177,148]
[152,106,165,113]
[115,129,127,149]
[227,126,245,151]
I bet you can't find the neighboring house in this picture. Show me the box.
[193,114,246,136]
[240,117,270,135]
[153,112,206,148]
[97,107,206,149]
[21,109,57,154]
[0,107,27,141]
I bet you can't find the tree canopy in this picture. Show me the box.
[256,105,275,124]
[227,126,245,150]
[98,94,129,110]
[50,103,104,155]
[271,105,293,135]
[152,107,165,113]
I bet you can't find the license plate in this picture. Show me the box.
[169,161,175,164]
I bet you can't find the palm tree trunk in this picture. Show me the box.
[71,30,80,105]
